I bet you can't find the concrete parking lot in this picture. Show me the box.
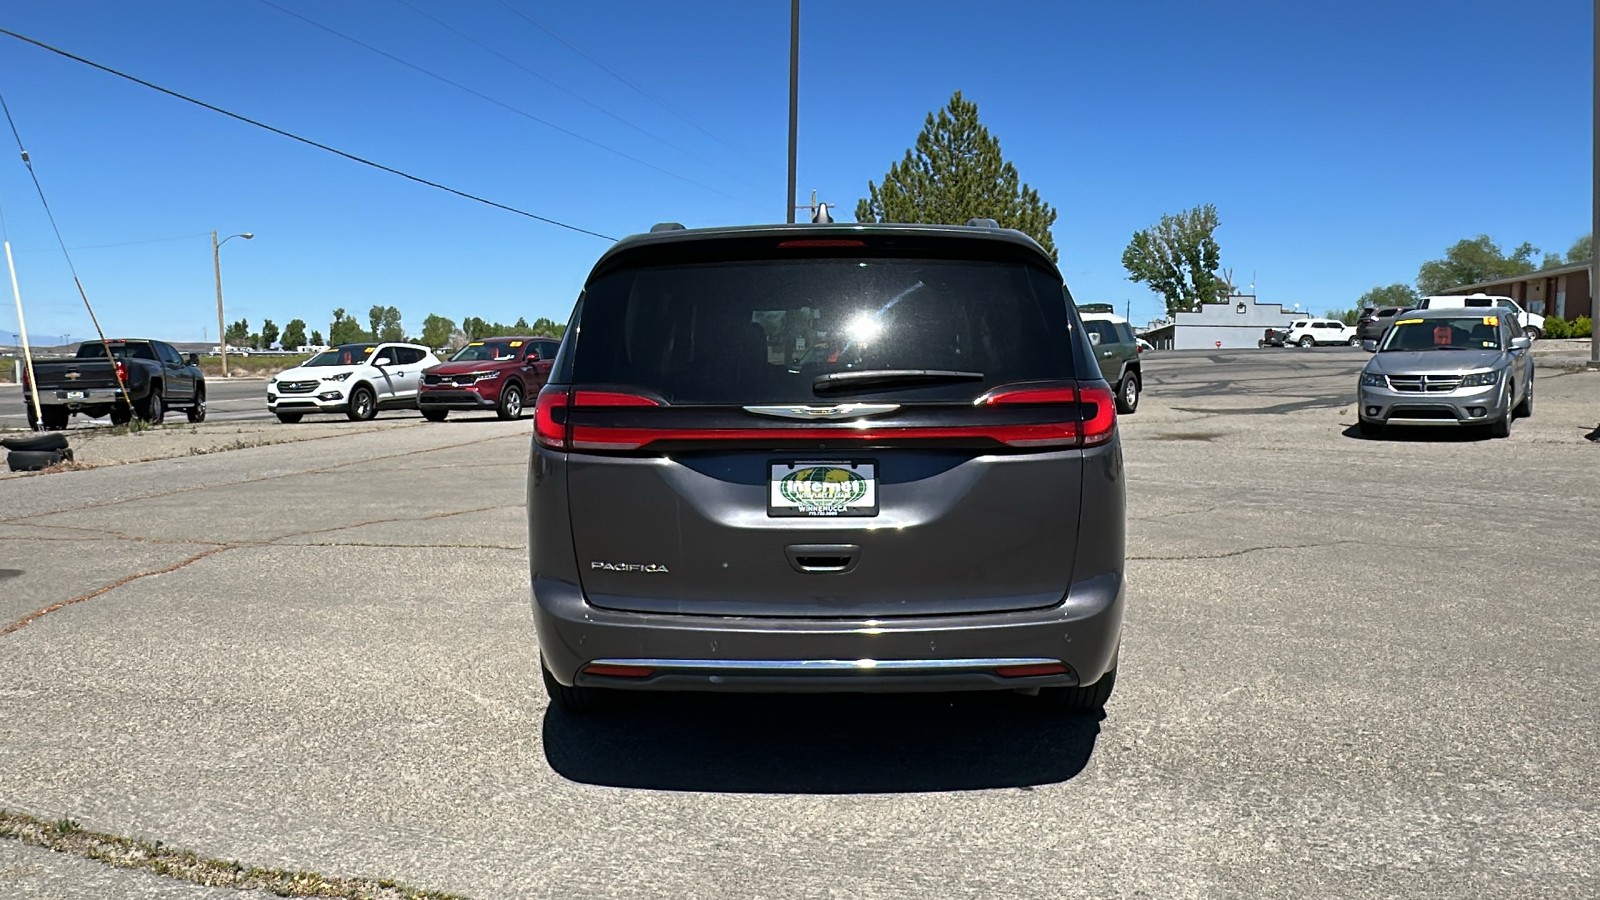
[1,349,1597,898]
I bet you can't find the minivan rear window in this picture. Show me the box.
[572,257,1076,404]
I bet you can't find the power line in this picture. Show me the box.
[387,0,710,171]
[0,26,616,241]
[255,0,751,205]
[493,0,763,168]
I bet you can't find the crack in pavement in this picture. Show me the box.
[1129,539,1360,561]
[1,504,523,636]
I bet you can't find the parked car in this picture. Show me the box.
[528,219,1125,715]
[1077,306,1143,413]
[1417,293,1545,340]
[1136,336,1154,353]
[266,342,440,423]
[1259,326,1291,348]
[1356,309,1533,438]
[1286,318,1359,347]
[21,338,204,429]
[1356,307,1407,344]
[417,336,559,421]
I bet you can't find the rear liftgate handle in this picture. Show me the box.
[786,544,861,574]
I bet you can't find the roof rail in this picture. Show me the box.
[965,217,1000,229]
[649,222,686,233]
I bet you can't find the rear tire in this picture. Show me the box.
[1115,371,1140,414]
[1514,382,1533,419]
[110,404,132,427]
[1039,668,1116,714]
[1347,336,1360,346]
[542,663,610,714]
[497,382,525,420]
[422,409,449,422]
[346,385,377,421]
[1524,326,1541,341]
[187,386,207,423]
[138,388,164,425]
[275,412,303,424]
[1299,336,1315,348]
[40,407,69,431]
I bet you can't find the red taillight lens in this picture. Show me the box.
[976,383,1116,448]
[1077,384,1117,446]
[776,239,866,248]
[534,385,568,449]
[572,390,665,407]
[114,360,128,386]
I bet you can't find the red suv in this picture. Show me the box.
[418,336,559,421]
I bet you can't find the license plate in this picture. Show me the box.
[769,461,878,517]
[65,391,85,400]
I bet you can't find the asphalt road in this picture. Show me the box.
[0,377,290,429]
[1,349,1597,898]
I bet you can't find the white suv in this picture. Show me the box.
[1286,318,1359,347]
[267,342,440,423]
[1418,294,1546,340]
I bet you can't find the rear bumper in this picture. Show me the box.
[40,387,132,408]
[533,572,1124,692]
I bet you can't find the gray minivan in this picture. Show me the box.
[527,222,1125,715]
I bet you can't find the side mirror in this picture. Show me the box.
[1509,336,1531,351]
[187,353,200,365]
[373,357,392,368]
[1088,333,1101,345]
[1361,340,1378,352]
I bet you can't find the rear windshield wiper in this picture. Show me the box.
[812,369,984,394]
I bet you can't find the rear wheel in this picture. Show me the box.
[1115,371,1140,414]
[497,382,525,420]
[1039,668,1116,714]
[275,412,303,424]
[1299,336,1315,348]
[1347,336,1360,346]
[138,388,164,425]
[422,409,449,423]
[187,386,207,423]
[541,663,610,714]
[346,386,377,421]
[39,407,69,431]
[109,404,132,427]
[1524,326,1542,341]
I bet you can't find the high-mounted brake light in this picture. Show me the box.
[572,390,665,407]
[776,239,866,248]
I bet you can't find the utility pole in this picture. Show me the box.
[786,0,799,224]
[213,230,228,377]
[1591,0,1598,368]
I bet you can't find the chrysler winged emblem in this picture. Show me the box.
[742,403,900,420]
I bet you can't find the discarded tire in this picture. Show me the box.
[1,432,70,453]
[5,448,73,472]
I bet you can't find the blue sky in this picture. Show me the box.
[0,0,1591,343]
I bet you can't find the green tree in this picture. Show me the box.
[329,308,368,345]
[1416,235,1538,294]
[1325,308,1359,326]
[248,332,262,350]
[378,306,404,342]
[530,316,565,337]
[224,318,250,348]
[513,316,530,330]
[1121,205,1228,316]
[854,91,1058,260]
[1567,233,1593,264]
[420,314,456,349]
[309,329,324,346]
[260,319,280,350]
[280,319,307,350]
[1357,283,1420,310]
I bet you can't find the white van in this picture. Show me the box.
[1418,293,1545,339]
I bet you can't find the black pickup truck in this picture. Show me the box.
[21,339,206,429]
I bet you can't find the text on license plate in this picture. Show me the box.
[769,461,878,517]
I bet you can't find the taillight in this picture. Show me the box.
[114,360,128,387]
[534,385,569,449]
[551,382,1115,452]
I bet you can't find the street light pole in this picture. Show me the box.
[212,230,253,377]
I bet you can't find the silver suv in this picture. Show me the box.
[1357,307,1533,438]
[527,221,1125,715]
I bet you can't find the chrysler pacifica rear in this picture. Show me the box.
[527,222,1125,714]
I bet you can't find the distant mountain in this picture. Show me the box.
[0,333,70,349]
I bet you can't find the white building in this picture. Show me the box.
[1140,295,1305,350]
